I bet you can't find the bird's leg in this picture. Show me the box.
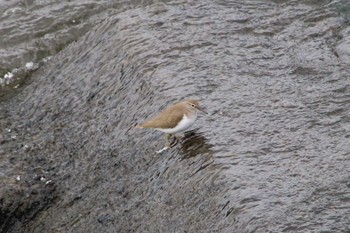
[169,134,181,148]
[174,134,183,142]
[157,134,180,154]
[156,134,172,154]
[165,133,172,148]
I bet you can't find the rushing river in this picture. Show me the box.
[1,0,350,232]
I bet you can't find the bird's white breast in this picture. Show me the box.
[158,113,197,134]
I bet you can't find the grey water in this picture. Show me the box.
[1,0,350,232]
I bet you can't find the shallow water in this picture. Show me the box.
[1,0,350,232]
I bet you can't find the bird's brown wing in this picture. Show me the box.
[140,104,185,129]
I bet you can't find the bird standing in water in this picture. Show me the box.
[136,99,207,153]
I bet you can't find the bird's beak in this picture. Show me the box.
[196,106,208,114]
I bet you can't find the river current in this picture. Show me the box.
[1,0,350,232]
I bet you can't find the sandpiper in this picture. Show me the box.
[136,99,207,153]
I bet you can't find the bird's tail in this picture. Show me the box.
[135,124,143,129]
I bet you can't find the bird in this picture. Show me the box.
[136,99,207,152]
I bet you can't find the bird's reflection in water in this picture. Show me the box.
[179,128,213,159]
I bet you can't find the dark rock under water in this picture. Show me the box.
[1,0,350,232]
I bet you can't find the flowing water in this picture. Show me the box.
[1,0,350,232]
